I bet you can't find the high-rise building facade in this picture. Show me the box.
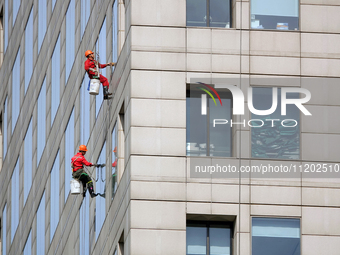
[0,0,340,254]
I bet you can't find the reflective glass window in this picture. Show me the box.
[251,88,300,159]
[12,48,20,132]
[65,0,75,83]
[4,0,8,52]
[13,0,20,26]
[2,204,7,255]
[3,97,7,158]
[187,0,231,28]
[64,108,74,202]
[187,222,232,255]
[81,0,90,38]
[252,218,300,255]
[95,18,106,117]
[23,230,31,255]
[11,157,19,241]
[37,78,46,166]
[251,0,299,30]
[51,35,60,126]
[80,75,90,145]
[25,8,33,93]
[112,123,117,198]
[186,86,232,157]
[36,192,45,255]
[52,0,56,11]
[79,195,89,255]
[38,0,46,52]
[50,151,59,242]
[95,142,106,240]
[112,1,118,66]
[24,118,32,204]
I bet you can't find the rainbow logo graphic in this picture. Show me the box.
[198,82,222,115]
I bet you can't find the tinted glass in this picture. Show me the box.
[252,218,300,255]
[25,8,33,92]
[11,158,19,241]
[38,0,47,52]
[187,0,207,27]
[51,36,60,126]
[210,0,231,28]
[3,97,7,158]
[65,109,74,202]
[251,88,300,159]
[186,226,207,255]
[65,0,75,83]
[50,151,59,242]
[2,204,6,255]
[210,227,231,255]
[23,230,32,255]
[79,195,89,254]
[24,119,33,204]
[80,76,90,145]
[112,1,118,66]
[37,78,46,166]
[12,49,20,132]
[4,0,8,51]
[81,0,90,38]
[251,0,299,30]
[36,192,45,255]
[13,0,20,26]
[112,124,117,198]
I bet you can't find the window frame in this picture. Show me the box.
[251,217,301,255]
[186,84,233,157]
[186,0,233,28]
[186,220,234,255]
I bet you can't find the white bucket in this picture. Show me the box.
[70,179,81,194]
[89,79,100,95]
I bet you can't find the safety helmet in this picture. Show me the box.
[85,50,94,57]
[79,145,88,152]
[113,147,117,153]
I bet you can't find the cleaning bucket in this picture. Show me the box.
[89,79,100,95]
[70,179,81,194]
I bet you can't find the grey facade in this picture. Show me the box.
[1,0,340,255]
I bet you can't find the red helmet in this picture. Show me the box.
[79,145,88,152]
[85,50,94,57]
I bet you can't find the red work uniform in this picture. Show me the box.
[71,152,93,172]
[84,59,109,88]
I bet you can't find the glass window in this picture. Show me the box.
[3,97,7,158]
[186,222,232,255]
[36,192,45,255]
[52,0,56,11]
[24,118,32,204]
[187,0,231,28]
[251,88,300,159]
[4,0,8,52]
[50,150,59,242]
[64,108,74,202]
[113,248,118,255]
[65,0,75,83]
[95,17,106,117]
[12,48,20,132]
[25,7,33,93]
[112,1,118,66]
[38,0,46,53]
[80,75,90,145]
[13,0,20,26]
[95,142,106,240]
[11,157,19,241]
[252,218,300,255]
[79,195,89,255]
[251,0,299,30]
[23,230,31,255]
[187,85,232,157]
[37,78,46,166]
[112,123,117,198]
[81,0,90,38]
[51,35,60,126]
[2,204,7,255]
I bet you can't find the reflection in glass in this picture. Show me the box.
[187,0,207,27]
[210,227,231,255]
[210,0,230,28]
[37,78,46,166]
[36,192,45,255]
[186,226,207,255]
[251,88,300,159]
[252,218,300,255]
[251,0,299,30]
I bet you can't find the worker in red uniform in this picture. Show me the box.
[71,145,98,198]
[84,50,115,100]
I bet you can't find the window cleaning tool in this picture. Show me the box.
[70,179,81,194]
[89,53,101,95]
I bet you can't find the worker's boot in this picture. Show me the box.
[89,186,98,198]
[82,185,87,198]
[103,86,112,100]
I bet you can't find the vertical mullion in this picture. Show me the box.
[207,98,210,156]
[207,0,210,27]
[207,225,210,255]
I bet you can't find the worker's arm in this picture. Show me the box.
[81,156,93,167]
